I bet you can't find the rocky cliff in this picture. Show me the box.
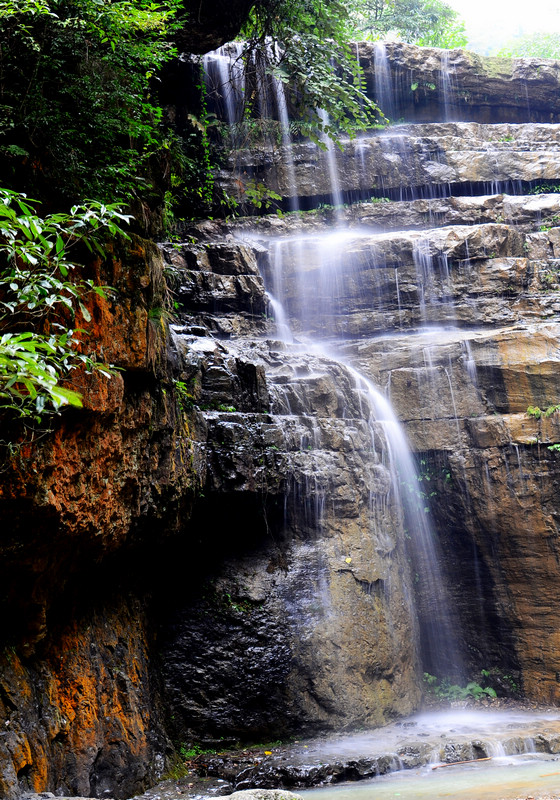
[157,43,560,738]
[3,38,560,800]
[0,236,206,798]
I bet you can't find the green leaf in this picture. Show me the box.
[79,301,92,322]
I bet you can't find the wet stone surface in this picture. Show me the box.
[131,707,560,800]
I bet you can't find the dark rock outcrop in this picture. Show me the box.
[0,239,201,798]
[175,0,255,54]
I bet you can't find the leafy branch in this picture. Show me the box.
[0,187,131,422]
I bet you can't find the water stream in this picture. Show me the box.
[302,756,560,800]
[260,230,465,681]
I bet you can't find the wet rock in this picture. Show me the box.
[218,123,560,204]
[221,791,303,800]
[359,43,560,124]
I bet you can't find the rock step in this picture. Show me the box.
[219,123,560,204]
[227,193,560,236]
[358,42,560,124]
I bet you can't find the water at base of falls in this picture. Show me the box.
[301,756,560,800]
[295,709,560,800]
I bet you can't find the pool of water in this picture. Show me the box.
[301,754,560,800]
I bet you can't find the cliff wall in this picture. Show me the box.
[3,38,560,800]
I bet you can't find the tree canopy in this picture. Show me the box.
[349,0,467,47]
[498,32,560,59]
[0,0,183,207]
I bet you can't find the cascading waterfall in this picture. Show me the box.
[203,43,302,210]
[345,364,463,678]
[270,66,300,212]
[260,231,465,681]
[168,39,560,800]
[412,237,455,326]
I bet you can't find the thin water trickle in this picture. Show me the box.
[440,50,456,123]
[412,237,456,327]
[203,44,245,132]
[373,42,396,122]
[266,293,293,343]
[271,69,299,212]
[318,109,346,221]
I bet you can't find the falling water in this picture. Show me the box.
[266,293,293,343]
[203,44,245,131]
[412,237,456,327]
[440,50,457,122]
[318,109,345,219]
[373,41,396,122]
[270,60,300,212]
[259,231,464,680]
[346,365,463,678]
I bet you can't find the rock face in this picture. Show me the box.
[358,43,560,124]
[219,122,560,206]
[160,43,560,732]
[158,318,422,739]
[0,238,202,798]
[4,40,560,800]
[174,0,255,54]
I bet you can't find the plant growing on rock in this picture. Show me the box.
[423,672,497,702]
[0,187,131,422]
[238,0,380,147]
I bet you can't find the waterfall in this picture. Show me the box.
[202,44,245,134]
[318,109,345,219]
[412,237,455,327]
[259,231,465,681]
[440,50,456,123]
[373,41,396,122]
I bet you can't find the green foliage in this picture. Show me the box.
[529,182,560,195]
[0,0,183,206]
[527,404,560,420]
[423,672,498,701]
[351,0,468,48]
[401,456,451,513]
[539,215,560,232]
[179,743,218,759]
[0,187,130,421]
[239,0,380,146]
[498,32,560,59]
[238,180,283,212]
[174,378,195,412]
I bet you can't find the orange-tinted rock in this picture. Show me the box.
[0,600,164,798]
[0,236,200,798]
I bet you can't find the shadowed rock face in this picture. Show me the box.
[174,0,255,54]
[358,43,560,124]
